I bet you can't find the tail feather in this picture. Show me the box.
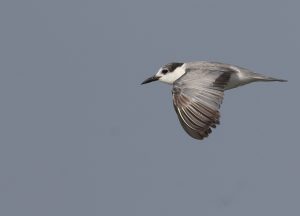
[253,75,287,82]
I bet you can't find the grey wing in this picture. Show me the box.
[172,68,232,140]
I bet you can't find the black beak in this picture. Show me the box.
[141,76,159,85]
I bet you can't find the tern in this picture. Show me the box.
[141,61,287,140]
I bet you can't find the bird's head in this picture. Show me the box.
[141,62,185,85]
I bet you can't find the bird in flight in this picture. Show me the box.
[141,61,287,140]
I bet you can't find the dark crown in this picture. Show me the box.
[163,62,184,72]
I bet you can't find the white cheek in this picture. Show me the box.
[159,66,186,84]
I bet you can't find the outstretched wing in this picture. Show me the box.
[172,67,232,140]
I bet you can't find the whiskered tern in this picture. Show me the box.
[142,61,287,140]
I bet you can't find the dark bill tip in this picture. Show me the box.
[141,76,159,85]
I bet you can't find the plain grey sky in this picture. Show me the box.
[0,0,299,215]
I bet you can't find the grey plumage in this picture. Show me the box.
[172,63,231,139]
[142,61,287,140]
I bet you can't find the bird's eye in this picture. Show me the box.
[161,69,168,74]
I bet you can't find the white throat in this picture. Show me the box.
[158,64,186,84]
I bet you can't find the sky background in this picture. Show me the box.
[0,0,299,215]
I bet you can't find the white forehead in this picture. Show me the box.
[157,64,186,84]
